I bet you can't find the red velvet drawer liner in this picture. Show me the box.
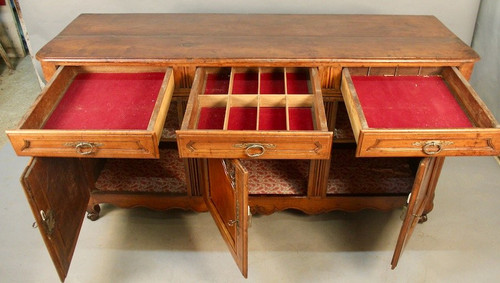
[286,72,310,94]
[205,70,310,95]
[233,72,258,94]
[351,76,472,128]
[228,107,257,130]
[260,72,285,94]
[198,107,226,129]
[289,108,314,130]
[198,107,314,130]
[204,73,230,94]
[43,72,164,130]
[259,107,286,130]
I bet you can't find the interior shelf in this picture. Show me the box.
[327,146,420,195]
[94,146,187,194]
[240,159,309,195]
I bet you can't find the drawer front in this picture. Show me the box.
[177,131,332,159]
[8,133,159,158]
[341,66,500,157]
[7,66,175,159]
[357,130,500,157]
[177,67,333,159]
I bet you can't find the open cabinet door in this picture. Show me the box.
[21,157,90,281]
[205,159,249,277]
[391,157,444,268]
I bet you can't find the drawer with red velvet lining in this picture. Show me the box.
[7,66,175,158]
[177,67,332,159]
[341,66,500,157]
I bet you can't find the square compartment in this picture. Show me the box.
[288,108,314,130]
[259,107,287,130]
[260,68,285,94]
[228,107,258,130]
[286,68,312,94]
[198,107,227,129]
[232,69,259,94]
[203,68,231,94]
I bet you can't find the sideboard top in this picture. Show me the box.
[36,13,479,65]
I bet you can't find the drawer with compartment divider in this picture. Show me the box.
[177,67,333,159]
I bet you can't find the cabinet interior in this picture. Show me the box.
[327,145,421,195]
[333,102,355,142]
[93,143,187,195]
[161,98,188,141]
[240,159,309,195]
[91,94,421,198]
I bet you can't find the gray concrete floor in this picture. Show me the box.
[0,56,41,146]
[1,57,500,282]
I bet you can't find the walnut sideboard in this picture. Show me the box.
[6,14,500,281]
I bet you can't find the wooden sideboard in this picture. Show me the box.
[6,14,500,281]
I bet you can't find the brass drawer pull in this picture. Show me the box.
[233,143,276,158]
[65,142,103,155]
[413,141,454,155]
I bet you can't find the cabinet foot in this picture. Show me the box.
[86,204,101,221]
[418,214,428,223]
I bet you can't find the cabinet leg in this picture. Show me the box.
[86,203,101,221]
[421,190,435,221]
[419,157,445,223]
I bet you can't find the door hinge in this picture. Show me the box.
[40,210,55,237]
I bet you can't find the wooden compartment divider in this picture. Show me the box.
[177,67,332,159]
[197,67,316,131]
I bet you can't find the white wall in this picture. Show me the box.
[470,0,500,121]
[0,1,24,57]
[16,0,480,81]
[19,0,480,51]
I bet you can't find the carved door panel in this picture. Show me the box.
[21,157,90,281]
[205,159,249,278]
[391,157,444,268]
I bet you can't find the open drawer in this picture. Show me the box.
[176,67,332,159]
[7,66,174,158]
[341,67,500,157]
